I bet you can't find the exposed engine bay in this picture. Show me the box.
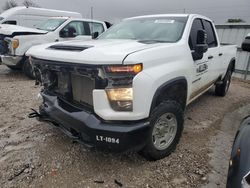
[32,57,136,112]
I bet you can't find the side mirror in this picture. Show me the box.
[242,36,250,52]
[60,27,76,38]
[242,171,250,187]
[192,30,208,61]
[92,32,99,39]
[59,30,67,38]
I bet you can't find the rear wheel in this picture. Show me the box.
[215,69,232,97]
[22,58,35,79]
[140,100,184,161]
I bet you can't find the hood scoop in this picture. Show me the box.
[48,44,93,52]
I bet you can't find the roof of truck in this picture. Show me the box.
[126,14,190,19]
[125,14,213,23]
[47,17,105,24]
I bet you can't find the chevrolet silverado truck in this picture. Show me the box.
[0,17,108,78]
[27,14,237,160]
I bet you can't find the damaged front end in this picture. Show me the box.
[28,57,149,152]
[31,57,142,112]
[32,58,107,111]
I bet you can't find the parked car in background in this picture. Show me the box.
[27,14,236,160]
[242,33,250,52]
[227,116,250,188]
[226,35,250,188]
[0,17,108,78]
[0,6,82,27]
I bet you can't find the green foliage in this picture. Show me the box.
[227,18,245,23]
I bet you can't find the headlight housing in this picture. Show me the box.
[106,88,133,111]
[103,63,142,112]
[12,39,19,49]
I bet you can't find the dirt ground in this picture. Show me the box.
[0,65,250,188]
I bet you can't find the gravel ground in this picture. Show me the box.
[0,65,250,188]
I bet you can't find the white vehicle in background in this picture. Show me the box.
[0,17,108,78]
[0,6,82,27]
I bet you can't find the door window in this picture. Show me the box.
[60,21,91,38]
[189,19,203,50]
[202,20,218,48]
[2,20,17,25]
[88,22,104,35]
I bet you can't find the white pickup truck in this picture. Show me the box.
[0,17,108,78]
[27,14,236,160]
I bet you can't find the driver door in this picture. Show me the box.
[58,21,92,41]
[188,18,209,101]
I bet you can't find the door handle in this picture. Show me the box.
[208,55,214,60]
[219,53,223,56]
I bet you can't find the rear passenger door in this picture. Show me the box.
[201,19,219,84]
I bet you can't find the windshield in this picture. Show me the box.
[36,18,66,31]
[99,17,188,42]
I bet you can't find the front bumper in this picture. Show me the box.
[1,55,22,66]
[36,92,151,152]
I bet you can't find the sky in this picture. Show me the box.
[0,0,250,24]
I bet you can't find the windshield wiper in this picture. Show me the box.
[137,39,168,44]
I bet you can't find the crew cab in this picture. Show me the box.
[27,14,237,160]
[0,17,108,78]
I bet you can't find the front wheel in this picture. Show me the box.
[22,58,35,79]
[6,65,22,70]
[140,100,184,161]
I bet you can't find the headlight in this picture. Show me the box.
[12,39,19,49]
[106,88,133,111]
[103,64,142,112]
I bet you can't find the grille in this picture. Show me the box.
[0,35,8,55]
[71,74,95,106]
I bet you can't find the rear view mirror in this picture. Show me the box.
[242,36,250,52]
[92,32,99,39]
[59,30,67,38]
[192,30,208,61]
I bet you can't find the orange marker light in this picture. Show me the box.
[133,64,142,74]
[106,64,142,74]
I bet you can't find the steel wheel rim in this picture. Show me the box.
[152,113,178,150]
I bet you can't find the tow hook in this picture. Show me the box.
[28,108,42,118]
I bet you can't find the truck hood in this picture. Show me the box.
[27,39,165,65]
[0,24,47,36]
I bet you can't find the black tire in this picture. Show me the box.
[140,100,184,161]
[215,69,232,97]
[6,65,22,70]
[22,58,35,79]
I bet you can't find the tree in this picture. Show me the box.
[23,0,40,8]
[2,0,17,11]
[227,18,245,23]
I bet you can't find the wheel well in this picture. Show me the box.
[150,78,188,112]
